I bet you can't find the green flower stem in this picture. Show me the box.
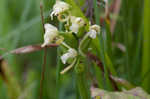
[79,33,89,57]
[61,42,71,49]
[59,31,67,34]
[59,31,72,34]
[60,58,77,74]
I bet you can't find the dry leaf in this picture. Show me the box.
[10,44,58,54]
[0,58,21,99]
[91,87,150,99]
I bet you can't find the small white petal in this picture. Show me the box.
[61,53,70,64]
[87,24,100,39]
[61,48,77,64]
[69,23,79,34]
[50,12,55,20]
[41,24,58,47]
[44,24,58,32]
[69,16,85,33]
[90,25,100,33]
[88,30,97,39]
[68,48,77,58]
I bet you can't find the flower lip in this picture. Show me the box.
[69,16,85,34]
[61,48,77,64]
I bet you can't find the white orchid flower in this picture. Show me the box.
[61,48,77,64]
[87,24,100,39]
[50,1,70,21]
[69,16,85,34]
[41,24,58,47]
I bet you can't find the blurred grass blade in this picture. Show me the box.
[105,53,117,76]
[76,74,90,99]
[0,59,21,99]
[56,47,64,99]
[94,63,104,89]
[56,21,63,98]
[104,16,117,77]
[132,31,142,82]
[12,0,33,49]
[93,0,114,90]
[142,0,150,92]
[93,0,100,25]
[65,0,87,20]
[105,22,112,56]
[75,59,91,99]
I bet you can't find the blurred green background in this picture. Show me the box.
[0,0,150,99]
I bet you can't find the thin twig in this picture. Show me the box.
[39,1,47,99]
[0,44,58,60]
[40,2,45,33]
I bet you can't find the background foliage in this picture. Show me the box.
[0,0,150,99]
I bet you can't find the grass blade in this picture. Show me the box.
[142,0,150,93]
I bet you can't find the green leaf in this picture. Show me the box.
[65,0,88,22]
[94,63,104,89]
[105,53,117,76]
[75,58,91,99]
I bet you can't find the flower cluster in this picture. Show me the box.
[41,0,101,74]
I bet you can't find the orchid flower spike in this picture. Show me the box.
[50,1,70,22]
[41,24,58,47]
[61,48,77,64]
[69,16,85,34]
[87,24,100,39]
